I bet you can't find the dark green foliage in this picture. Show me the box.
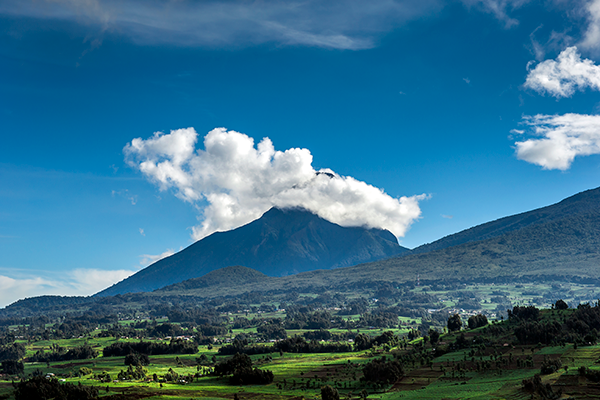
[321,385,340,400]
[94,371,111,383]
[354,333,371,351]
[361,357,404,384]
[555,299,569,309]
[429,329,440,345]
[514,320,562,345]
[124,353,150,366]
[540,357,562,374]
[509,306,540,321]
[30,344,98,363]
[197,324,228,337]
[117,365,147,380]
[218,339,272,356]
[230,366,274,385]
[214,353,252,376]
[522,374,561,399]
[579,366,600,382]
[14,376,99,400]
[452,333,469,350]
[103,339,197,357]
[146,323,184,338]
[303,329,331,341]
[163,368,179,382]
[213,353,273,385]
[1,359,23,375]
[256,323,287,340]
[0,342,25,362]
[447,314,462,331]
[274,337,352,353]
[357,312,398,329]
[468,314,488,329]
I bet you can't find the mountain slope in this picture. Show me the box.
[152,186,600,298]
[96,207,407,296]
[411,187,600,254]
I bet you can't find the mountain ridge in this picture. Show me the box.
[95,207,407,297]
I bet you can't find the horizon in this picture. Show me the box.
[2,0,600,307]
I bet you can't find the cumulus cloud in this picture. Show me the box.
[514,113,600,170]
[524,46,600,98]
[124,127,426,240]
[0,0,442,50]
[581,0,600,50]
[0,268,136,308]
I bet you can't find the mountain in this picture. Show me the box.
[96,207,407,296]
[411,187,600,254]
[151,186,600,298]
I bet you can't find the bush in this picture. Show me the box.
[94,371,111,383]
[117,365,147,381]
[361,357,404,384]
[321,385,340,400]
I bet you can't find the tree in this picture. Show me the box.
[428,329,440,346]
[468,314,488,329]
[447,314,462,332]
[555,299,569,310]
[1,359,23,375]
[321,385,340,400]
[15,376,99,400]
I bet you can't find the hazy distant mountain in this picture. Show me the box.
[95,207,407,296]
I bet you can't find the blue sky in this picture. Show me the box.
[2,0,600,307]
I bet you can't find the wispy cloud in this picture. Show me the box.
[0,268,136,308]
[524,46,600,98]
[139,249,175,267]
[460,0,530,28]
[513,113,600,170]
[111,189,137,205]
[0,0,443,50]
[125,127,427,240]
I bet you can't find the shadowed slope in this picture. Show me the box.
[411,187,600,254]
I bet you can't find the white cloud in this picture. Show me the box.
[524,46,600,98]
[514,113,600,170]
[139,228,145,236]
[0,268,136,308]
[139,249,175,267]
[581,0,600,50]
[460,0,530,28]
[0,0,442,50]
[124,127,426,240]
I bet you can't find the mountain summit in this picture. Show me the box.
[96,207,407,296]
